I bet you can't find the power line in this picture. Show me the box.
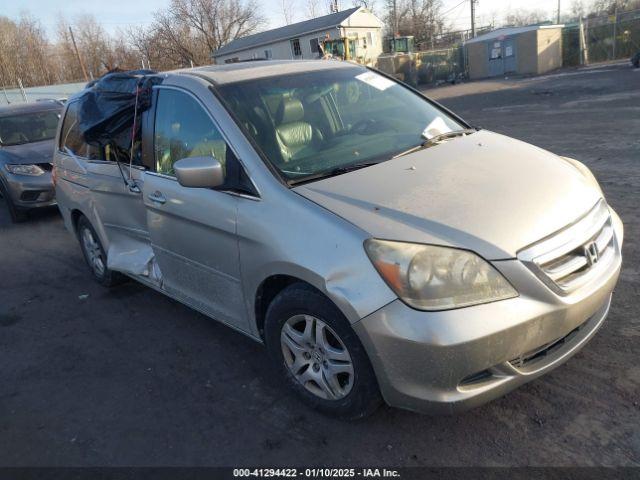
[440,0,468,18]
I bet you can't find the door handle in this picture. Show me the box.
[148,191,166,205]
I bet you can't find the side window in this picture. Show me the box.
[153,88,253,193]
[154,89,228,176]
[59,101,104,160]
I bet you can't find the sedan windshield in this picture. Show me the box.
[0,110,60,146]
[217,67,465,184]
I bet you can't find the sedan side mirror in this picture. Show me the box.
[173,156,224,188]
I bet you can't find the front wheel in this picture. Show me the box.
[264,283,382,419]
[76,216,124,287]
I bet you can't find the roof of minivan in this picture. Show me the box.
[179,60,362,85]
[0,101,62,117]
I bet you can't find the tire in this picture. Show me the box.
[76,216,124,287]
[0,183,27,223]
[264,282,382,419]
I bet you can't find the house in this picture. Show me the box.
[465,25,564,79]
[212,7,384,66]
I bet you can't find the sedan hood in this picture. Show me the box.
[294,130,601,260]
[0,139,55,165]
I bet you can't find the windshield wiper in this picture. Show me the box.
[328,161,380,175]
[288,161,380,186]
[393,128,478,159]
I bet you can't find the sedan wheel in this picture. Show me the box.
[281,314,354,400]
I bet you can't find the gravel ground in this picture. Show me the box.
[0,61,638,467]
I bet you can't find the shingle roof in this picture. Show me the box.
[212,7,361,58]
[464,24,564,45]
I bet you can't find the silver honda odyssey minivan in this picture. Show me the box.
[53,61,623,418]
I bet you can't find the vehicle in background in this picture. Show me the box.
[0,102,62,222]
[54,62,622,418]
[632,51,640,68]
[377,36,419,86]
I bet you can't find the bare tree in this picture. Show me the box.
[306,0,323,18]
[571,0,587,19]
[353,0,376,12]
[504,8,550,26]
[1,0,265,86]
[281,0,296,25]
[383,0,442,48]
[0,14,57,88]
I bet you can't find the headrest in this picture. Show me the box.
[277,98,304,124]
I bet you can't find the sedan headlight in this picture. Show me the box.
[5,164,46,176]
[364,239,517,311]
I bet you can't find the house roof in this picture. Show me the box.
[464,24,564,45]
[212,7,362,58]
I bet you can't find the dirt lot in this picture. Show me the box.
[1,62,638,467]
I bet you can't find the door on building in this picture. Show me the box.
[487,40,504,77]
[503,38,517,73]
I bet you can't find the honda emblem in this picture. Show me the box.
[584,242,599,266]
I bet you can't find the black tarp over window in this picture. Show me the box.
[74,70,161,162]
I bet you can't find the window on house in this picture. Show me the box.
[291,38,302,58]
[310,38,319,54]
[367,32,373,47]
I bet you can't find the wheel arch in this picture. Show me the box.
[252,262,369,341]
[254,274,324,341]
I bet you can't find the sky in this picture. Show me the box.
[4,0,572,39]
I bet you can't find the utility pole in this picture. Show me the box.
[69,26,89,82]
[557,0,561,23]
[470,0,476,38]
[579,16,589,65]
[612,2,618,59]
[392,0,398,37]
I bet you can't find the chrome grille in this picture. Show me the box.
[518,200,617,294]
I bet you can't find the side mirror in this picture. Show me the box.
[173,156,224,188]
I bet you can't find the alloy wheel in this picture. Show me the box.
[280,314,354,400]
[81,227,105,277]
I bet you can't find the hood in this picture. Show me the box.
[294,130,601,260]
[0,139,55,165]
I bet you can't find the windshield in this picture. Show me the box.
[217,67,465,183]
[0,110,61,146]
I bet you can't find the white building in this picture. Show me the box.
[212,7,384,66]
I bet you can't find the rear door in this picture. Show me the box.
[142,86,248,331]
[57,100,150,269]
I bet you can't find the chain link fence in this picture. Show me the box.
[563,10,640,66]
[416,46,467,85]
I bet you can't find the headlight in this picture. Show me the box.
[5,164,45,176]
[364,239,517,311]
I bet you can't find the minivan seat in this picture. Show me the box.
[274,98,321,163]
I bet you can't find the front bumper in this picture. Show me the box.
[1,170,55,209]
[353,210,623,415]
